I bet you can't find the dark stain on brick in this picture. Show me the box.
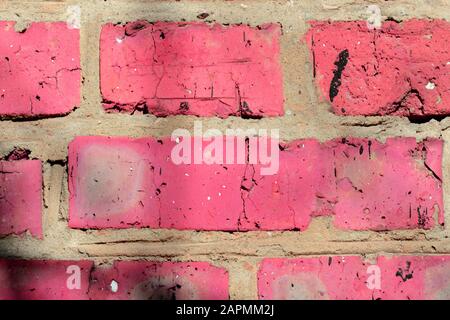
[396,261,414,282]
[329,49,349,102]
[179,101,189,112]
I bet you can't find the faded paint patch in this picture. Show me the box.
[88,261,229,300]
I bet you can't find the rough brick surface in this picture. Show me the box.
[89,261,229,300]
[259,256,450,300]
[237,139,336,231]
[306,19,450,117]
[0,21,80,117]
[100,21,283,118]
[0,160,42,238]
[68,136,443,231]
[331,138,443,230]
[0,260,92,300]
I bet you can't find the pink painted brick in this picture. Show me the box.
[259,256,450,300]
[89,261,229,300]
[69,136,247,230]
[0,22,80,117]
[0,260,92,300]
[306,19,450,117]
[68,136,160,229]
[0,160,42,238]
[237,139,336,231]
[100,21,283,118]
[330,138,443,230]
[156,137,246,230]
[68,136,443,231]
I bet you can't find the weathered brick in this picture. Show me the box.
[100,21,283,118]
[0,260,92,300]
[306,19,450,117]
[89,261,229,300]
[259,256,450,300]
[0,160,42,238]
[68,136,160,229]
[237,139,336,231]
[156,137,246,230]
[68,136,443,231]
[69,136,248,230]
[0,22,80,117]
[331,137,443,230]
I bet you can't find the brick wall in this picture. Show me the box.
[0,0,450,300]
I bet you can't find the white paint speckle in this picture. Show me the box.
[116,37,123,44]
[426,82,436,90]
[110,280,118,293]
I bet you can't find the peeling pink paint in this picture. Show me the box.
[306,19,450,117]
[0,22,80,117]
[89,261,229,300]
[259,256,450,300]
[68,136,443,231]
[0,160,42,238]
[0,260,92,300]
[237,139,336,231]
[100,21,283,118]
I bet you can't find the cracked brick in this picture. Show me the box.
[306,19,450,117]
[68,136,443,231]
[100,21,283,118]
[237,139,336,231]
[0,21,80,117]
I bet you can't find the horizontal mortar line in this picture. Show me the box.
[74,237,441,246]
[75,240,450,256]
